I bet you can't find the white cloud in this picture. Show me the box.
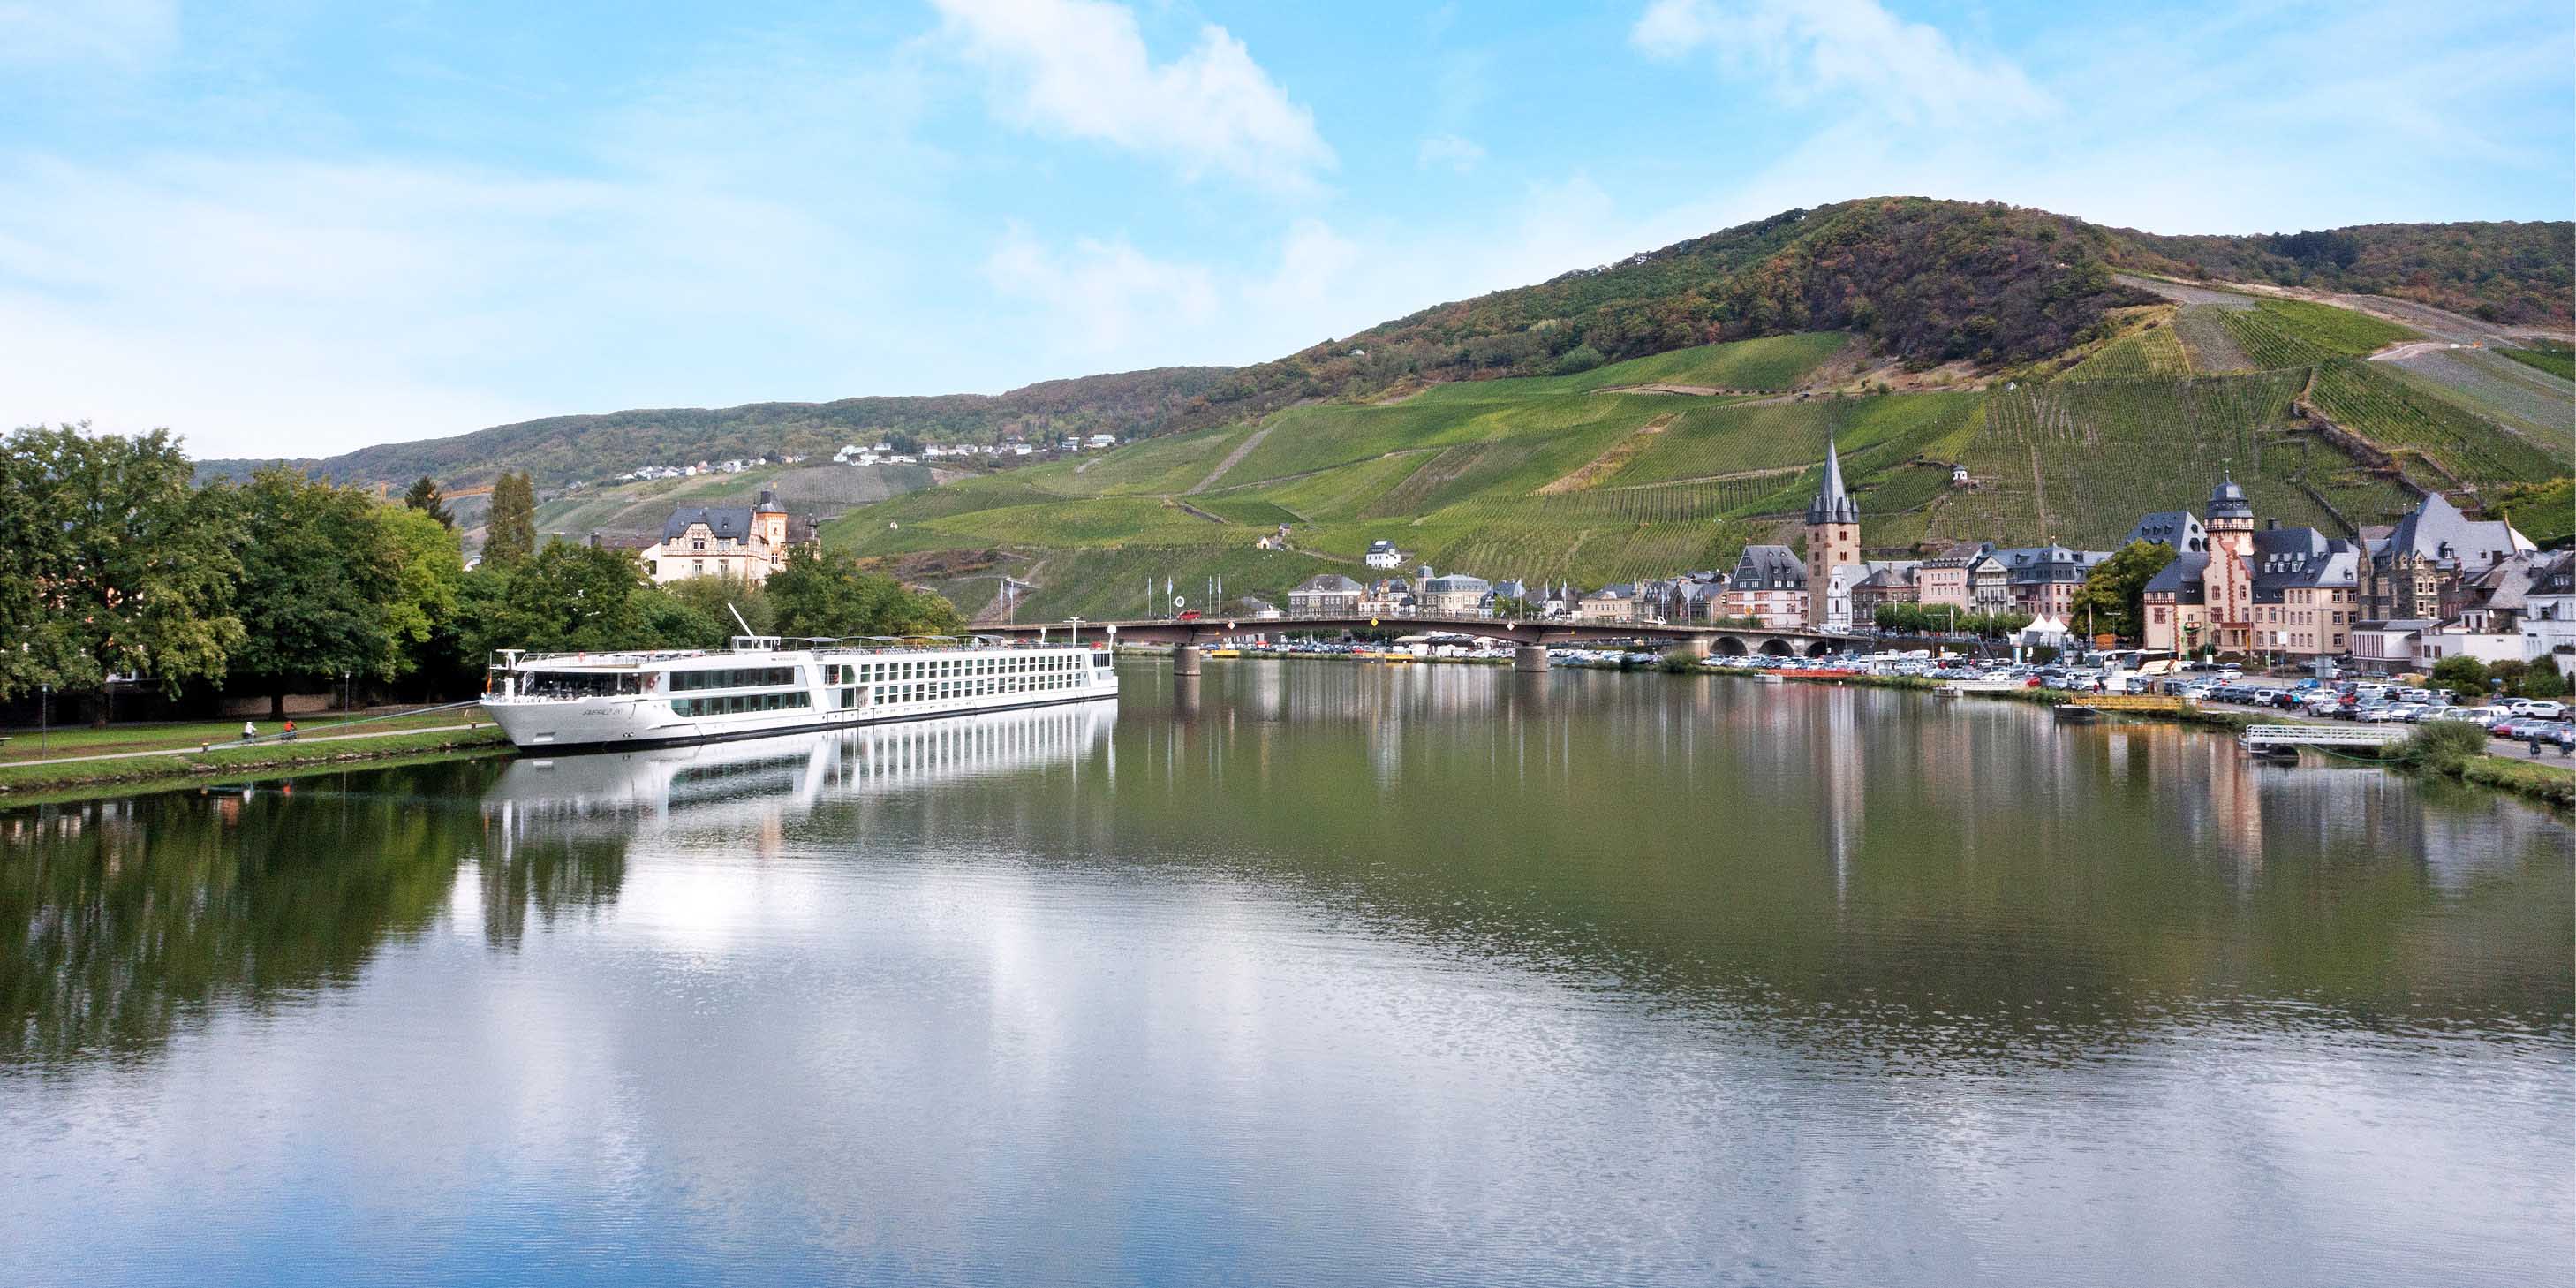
[978,178,1678,380]
[0,0,176,71]
[931,0,1334,189]
[0,149,922,458]
[983,224,1222,362]
[1630,0,2050,125]
[1416,133,1485,173]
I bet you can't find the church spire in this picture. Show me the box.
[1806,434,1858,527]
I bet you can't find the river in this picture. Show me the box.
[2,659,2568,1286]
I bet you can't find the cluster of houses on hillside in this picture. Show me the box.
[617,434,1130,480]
[619,456,808,482]
[1279,436,2565,678]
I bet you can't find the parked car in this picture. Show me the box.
[2519,701,2569,721]
[2356,704,2407,724]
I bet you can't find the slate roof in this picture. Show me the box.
[1806,436,1859,526]
[660,486,789,544]
[1991,545,2111,586]
[1290,574,1364,595]
[1731,544,1807,589]
[2144,551,2211,602]
[2127,511,2207,552]
[2377,491,2527,568]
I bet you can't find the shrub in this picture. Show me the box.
[2397,721,2489,769]
[1658,648,1703,673]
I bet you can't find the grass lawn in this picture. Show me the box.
[0,727,510,799]
[0,708,483,764]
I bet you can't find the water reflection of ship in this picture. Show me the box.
[480,701,1119,830]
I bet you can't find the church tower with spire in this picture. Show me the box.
[1804,434,1862,596]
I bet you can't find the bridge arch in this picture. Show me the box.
[1757,639,1794,657]
[1805,640,1835,658]
[1713,636,1749,657]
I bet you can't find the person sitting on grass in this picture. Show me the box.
[242,720,256,740]
[283,719,297,740]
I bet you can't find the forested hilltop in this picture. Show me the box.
[194,197,2573,490]
[2112,221,2573,325]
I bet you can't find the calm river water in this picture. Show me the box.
[2,660,2569,1286]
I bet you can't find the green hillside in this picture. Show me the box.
[533,462,938,542]
[827,292,2568,614]
[196,201,2567,500]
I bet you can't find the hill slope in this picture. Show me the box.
[824,290,2568,622]
[196,197,2569,494]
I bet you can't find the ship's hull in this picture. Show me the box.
[482,686,1119,753]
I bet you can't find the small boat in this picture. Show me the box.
[2049,704,2100,723]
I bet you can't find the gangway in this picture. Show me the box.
[2238,724,2406,755]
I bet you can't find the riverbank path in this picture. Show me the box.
[2,722,489,769]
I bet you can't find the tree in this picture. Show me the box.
[662,572,774,639]
[766,546,965,640]
[482,471,537,566]
[374,504,465,686]
[2428,655,2490,701]
[2069,541,2179,643]
[7,425,244,723]
[465,543,649,656]
[2522,663,2569,700]
[633,587,729,650]
[403,475,455,529]
[224,466,399,717]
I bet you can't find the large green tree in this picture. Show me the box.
[662,572,774,640]
[2069,540,2180,643]
[402,475,455,529]
[374,504,465,685]
[481,471,537,567]
[465,543,648,656]
[224,466,399,717]
[766,546,965,640]
[6,426,244,722]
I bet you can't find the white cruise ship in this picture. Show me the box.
[481,635,1118,751]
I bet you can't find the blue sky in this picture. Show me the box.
[4,0,2570,459]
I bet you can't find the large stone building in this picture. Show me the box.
[1915,542,1988,610]
[2140,480,2360,660]
[1288,574,1365,617]
[1725,545,1808,627]
[637,487,817,585]
[2358,492,2532,621]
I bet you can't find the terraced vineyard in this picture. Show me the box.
[1603,392,1983,488]
[1930,372,2391,548]
[2308,360,2565,488]
[2172,304,2254,373]
[2062,324,2189,381]
[2383,347,2576,442]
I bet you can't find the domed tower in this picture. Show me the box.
[2202,473,2255,651]
[1804,434,1862,594]
[2206,474,2255,551]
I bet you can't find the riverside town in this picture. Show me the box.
[4,5,2571,1285]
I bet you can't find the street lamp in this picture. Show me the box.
[38,682,48,755]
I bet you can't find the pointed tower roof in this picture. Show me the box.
[1806,435,1859,526]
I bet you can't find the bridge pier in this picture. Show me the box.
[1514,644,1550,673]
[1676,636,1711,660]
[1173,644,1204,677]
